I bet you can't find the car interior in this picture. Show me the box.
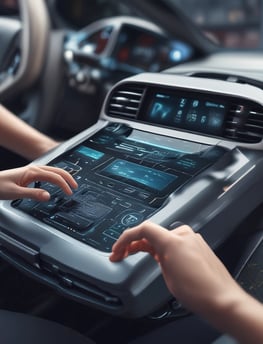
[0,0,263,343]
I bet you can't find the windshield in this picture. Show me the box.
[167,0,262,49]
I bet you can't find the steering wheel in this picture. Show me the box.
[0,0,50,101]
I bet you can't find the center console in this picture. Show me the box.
[12,123,224,253]
[1,73,263,318]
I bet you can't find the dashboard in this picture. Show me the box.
[106,73,263,144]
[1,72,263,319]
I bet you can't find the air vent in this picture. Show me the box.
[106,84,145,119]
[224,103,263,143]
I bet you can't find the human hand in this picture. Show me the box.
[110,221,244,317]
[0,165,78,201]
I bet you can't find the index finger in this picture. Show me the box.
[37,166,78,189]
[21,166,78,195]
[110,221,172,262]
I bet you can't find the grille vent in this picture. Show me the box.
[190,72,263,143]
[106,84,145,119]
[224,103,263,143]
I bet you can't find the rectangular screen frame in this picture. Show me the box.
[139,86,228,136]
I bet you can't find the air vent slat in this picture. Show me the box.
[224,104,263,143]
[244,124,263,133]
[108,111,138,118]
[110,104,139,111]
[106,84,145,119]
[112,97,141,104]
[249,110,263,116]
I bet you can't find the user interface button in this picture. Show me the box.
[121,212,144,227]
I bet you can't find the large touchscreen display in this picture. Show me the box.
[11,123,227,252]
[143,90,227,135]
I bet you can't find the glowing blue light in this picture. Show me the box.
[170,49,183,62]
[169,40,193,62]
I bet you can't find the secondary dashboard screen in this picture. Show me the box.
[143,90,227,135]
[102,159,177,191]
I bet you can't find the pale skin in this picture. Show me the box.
[110,221,263,344]
[0,105,77,200]
[0,104,58,160]
[0,165,78,201]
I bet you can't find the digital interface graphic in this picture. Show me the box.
[102,159,178,191]
[144,91,226,135]
[76,146,104,160]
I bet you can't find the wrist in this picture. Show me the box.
[29,138,59,160]
[204,286,263,344]
[200,283,246,328]
[38,138,58,155]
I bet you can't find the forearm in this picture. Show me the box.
[0,105,58,160]
[202,286,263,344]
[110,222,263,343]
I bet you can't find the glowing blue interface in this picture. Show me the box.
[77,146,104,160]
[102,159,177,191]
[145,92,226,135]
